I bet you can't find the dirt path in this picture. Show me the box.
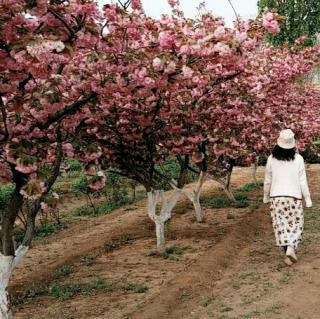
[10,167,258,297]
[130,206,270,319]
[11,165,320,319]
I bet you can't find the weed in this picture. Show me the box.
[202,297,214,307]
[202,194,249,209]
[71,195,144,217]
[14,222,68,244]
[122,282,148,294]
[165,246,186,255]
[56,265,73,277]
[279,271,292,284]
[50,283,82,301]
[237,181,263,192]
[81,255,95,266]
[11,286,48,305]
[232,281,241,290]
[249,201,261,212]
[0,184,15,212]
[82,278,114,295]
[65,159,83,172]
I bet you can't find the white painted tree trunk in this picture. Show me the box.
[251,162,258,185]
[181,171,206,223]
[0,246,28,319]
[147,189,181,254]
[223,184,236,201]
[211,176,236,201]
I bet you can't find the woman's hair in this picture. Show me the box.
[272,145,296,161]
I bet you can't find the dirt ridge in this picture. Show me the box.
[130,207,270,319]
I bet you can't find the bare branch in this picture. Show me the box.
[227,0,241,27]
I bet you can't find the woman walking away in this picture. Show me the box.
[263,129,312,266]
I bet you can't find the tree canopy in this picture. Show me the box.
[258,0,320,46]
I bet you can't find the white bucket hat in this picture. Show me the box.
[277,129,296,149]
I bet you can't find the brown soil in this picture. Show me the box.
[10,165,320,319]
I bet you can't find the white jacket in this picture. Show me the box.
[263,154,312,207]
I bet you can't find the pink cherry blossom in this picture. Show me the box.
[182,65,194,79]
[158,31,175,49]
[153,57,165,71]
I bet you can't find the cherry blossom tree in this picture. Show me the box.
[0,0,106,316]
[1,1,320,316]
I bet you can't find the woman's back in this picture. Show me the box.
[265,153,308,199]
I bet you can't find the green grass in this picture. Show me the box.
[202,297,215,307]
[81,255,96,266]
[0,183,15,212]
[50,283,82,301]
[249,201,261,212]
[56,265,73,277]
[13,277,148,304]
[71,192,145,217]
[147,246,190,261]
[12,286,48,305]
[278,270,292,285]
[304,208,320,233]
[121,282,148,293]
[237,181,263,193]
[14,222,69,243]
[202,194,250,209]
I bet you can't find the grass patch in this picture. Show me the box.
[50,283,82,301]
[56,265,73,277]
[82,278,115,295]
[147,246,190,261]
[81,255,96,266]
[0,184,15,212]
[202,194,249,209]
[121,282,148,294]
[237,181,263,192]
[279,270,292,285]
[71,192,145,217]
[104,235,136,252]
[249,201,261,212]
[14,277,147,304]
[14,222,69,243]
[202,297,214,307]
[11,286,47,305]
[304,208,320,233]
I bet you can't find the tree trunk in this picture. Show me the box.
[147,189,181,253]
[181,171,206,223]
[0,246,28,318]
[223,163,235,200]
[0,139,63,316]
[223,184,236,201]
[251,162,258,185]
[211,170,236,201]
[0,255,13,319]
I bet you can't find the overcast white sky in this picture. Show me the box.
[99,0,258,26]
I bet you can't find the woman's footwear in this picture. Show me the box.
[284,257,293,266]
[286,246,298,263]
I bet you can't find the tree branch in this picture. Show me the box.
[48,7,75,40]
[35,92,98,130]
[0,94,8,140]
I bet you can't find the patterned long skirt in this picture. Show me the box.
[270,197,304,249]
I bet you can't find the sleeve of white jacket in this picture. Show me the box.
[263,156,272,203]
[299,157,312,207]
